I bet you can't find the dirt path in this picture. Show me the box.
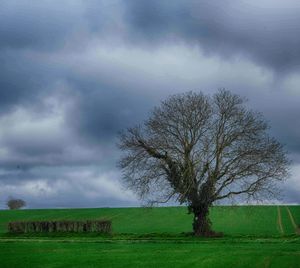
[277,206,284,235]
[285,207,300,235]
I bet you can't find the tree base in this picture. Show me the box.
[191,205,224,237]
[193,230,223,237]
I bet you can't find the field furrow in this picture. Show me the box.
[277,206,284,235]
[286,207,300,235]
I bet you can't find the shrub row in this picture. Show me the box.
[8,220,112,234]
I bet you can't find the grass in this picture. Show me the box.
[0,205,296,236]
[0,205,299,267]
[1,240,300,268]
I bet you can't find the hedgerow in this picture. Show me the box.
[8,220,111,234]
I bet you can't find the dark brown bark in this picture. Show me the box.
[191,204,212,236]
[193,214,211,236]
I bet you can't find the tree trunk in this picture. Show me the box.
[192,204,213,236]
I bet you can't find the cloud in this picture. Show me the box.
[0,0,86,50]
[0,93,103,170]
[124,0,300,72]
[0,167,138,209]
[282,164,300,204]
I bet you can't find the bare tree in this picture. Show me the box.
[7,198,26,210]
[118,90,289,236]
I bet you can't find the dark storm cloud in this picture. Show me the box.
[0,1,78,50]
[66,77,152,142]
[0,51,51,111]
[0,0,125,51]
[124,0,300,72]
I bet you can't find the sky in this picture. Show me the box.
[0,0,300,208]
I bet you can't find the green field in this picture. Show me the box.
[0,206,299,267]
